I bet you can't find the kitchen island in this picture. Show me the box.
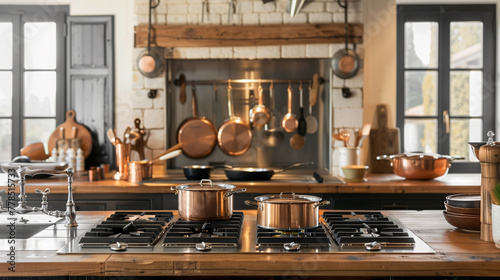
[2,172,480,211]
[0,210,499,279]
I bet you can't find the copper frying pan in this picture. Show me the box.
[217,83,252,156]
[177,84,217,158]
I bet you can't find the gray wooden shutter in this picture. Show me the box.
[66,16,114,168]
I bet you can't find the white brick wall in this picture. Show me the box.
[133,0,365,173]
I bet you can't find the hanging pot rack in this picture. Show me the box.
[173,77,324,87]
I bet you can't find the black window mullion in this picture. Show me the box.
[12,13,22,158]
[439,12,451,156]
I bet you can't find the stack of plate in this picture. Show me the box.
[443,194,481,231]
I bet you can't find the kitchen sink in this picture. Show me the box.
[0,213,63,239]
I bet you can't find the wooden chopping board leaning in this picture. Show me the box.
[48,110,93,158]
[369,104,400,173]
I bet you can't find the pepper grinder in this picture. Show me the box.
[478,131,500,242]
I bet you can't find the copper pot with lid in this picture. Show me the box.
[376,153,464,180]
[172,179,246,221]
[245,192,330,230]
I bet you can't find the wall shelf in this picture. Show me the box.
[135,23,363,48]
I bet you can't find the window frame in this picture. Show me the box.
[396,4,496,173]
[0,5,67,161]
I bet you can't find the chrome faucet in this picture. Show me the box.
[2,166,79,227]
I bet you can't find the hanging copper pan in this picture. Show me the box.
[217,83,252,156]
[177,84,217,158]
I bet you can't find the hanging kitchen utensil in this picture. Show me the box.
[137,0,164,78]
[290,82,306,150]
[179,74,186,104]
[281,83,298,133]
[331,0,360,79]
[250,84,270,127]
[48,110,92,158]
[287,0,305,17]
[218,81,253,156]
[306,80,319,134]
[262,82,285,148]
[177,83,217,158]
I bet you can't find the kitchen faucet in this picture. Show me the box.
[0,166,78,227]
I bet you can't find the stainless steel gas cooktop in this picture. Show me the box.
[57,211,435,254]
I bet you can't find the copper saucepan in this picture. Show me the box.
[127,143,183,182]
[376,153,464,180]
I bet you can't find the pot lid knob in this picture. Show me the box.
[487,131,496,146]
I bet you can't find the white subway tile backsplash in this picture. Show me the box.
[155,3,167,14]
[188,3,202,14]
[185,47,211,59]
[243,13,259,25]
[210,47,233,59]
[326,1,342,12]
[260,12,283,24]
[211,3,229,14]
[308,12,333,24]
[132,71,144,90]
[283,13,307,24]
[166,14,188,24]
[332,88,363,109]
[135,0,149,15]
[168,3,188,14]
[153,90,164,109]
[281,45,306,58]
[144,76,165,89]
[233,47,257,59]
[254,1,276,13]
[257,46,281,59]
[333,107,363,128]
[301,2,325,13]
[146,129,165,150]
[333,12,344,23]
[306,44,329,58]
[144,109,165,129]
[237,1,254,14]
[131,89,154,109]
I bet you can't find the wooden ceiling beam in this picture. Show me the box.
[135,23,363,48]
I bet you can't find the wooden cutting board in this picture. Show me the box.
[369,104,400,173]
[48,110,92,158]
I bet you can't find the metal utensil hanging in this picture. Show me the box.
[331,0,360,79]
[137,0,164,78]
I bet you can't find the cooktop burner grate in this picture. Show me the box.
[79,211,174,247]
[162,212,244,247]
[322,211,415,248]
[256,226,332,247]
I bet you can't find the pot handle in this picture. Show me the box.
[170,186,179,195]
[314,200,331,208]
[225,188,247,198]
[244,200,258,207]
[279,192,296,199]
[199,179,214,186]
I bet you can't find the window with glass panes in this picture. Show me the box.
[397,5,495,173]
[0,6,67,162]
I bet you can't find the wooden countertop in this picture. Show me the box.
[0,210,499,278]
[2,172,481,194]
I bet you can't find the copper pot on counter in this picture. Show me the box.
[376,153,464,180]
[127,145,182,182]
[245,192,330,230]
[171,179,246,221]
